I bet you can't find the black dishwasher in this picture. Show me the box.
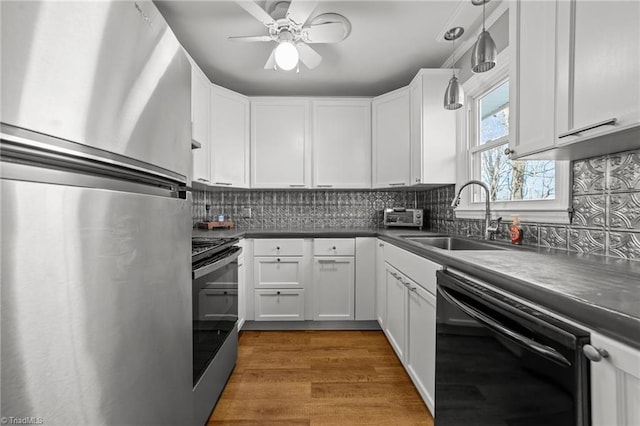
[435,269,591,426]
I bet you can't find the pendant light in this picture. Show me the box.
[443,27,465,110]
[471,0,497,73]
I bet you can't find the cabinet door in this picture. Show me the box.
[590,332,640,426]
[384,265,406,360]
[313,257,355,320]
[191,67,210,183]
[375,240,386,327]
[410,71,457,184]
[251,100,310,188]
[556,0,640,143]
[312,100,371,188]
[254,257,305,289]
[210,86,249,188]
[372,88,411,188]
[254,289,305,321]
[406,281,437,414]
[509,0,557,158]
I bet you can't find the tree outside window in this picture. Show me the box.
[473,81,555,202]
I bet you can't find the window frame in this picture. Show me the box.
[454,50,571,224]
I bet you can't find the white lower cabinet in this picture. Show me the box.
[313,257,354,320]
[254,289,305,321]
[254,257,305,288]
[590,332,640,426]
[382,243,440,415]
[237,248,246,330]
[375,240,386,327]
[252,238,309,321]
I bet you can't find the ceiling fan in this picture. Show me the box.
[229,0,352,71]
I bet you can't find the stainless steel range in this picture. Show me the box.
[191,237,242,425]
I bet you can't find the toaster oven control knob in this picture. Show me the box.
[583,344,609,362]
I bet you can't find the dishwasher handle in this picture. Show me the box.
[438,285,571,367]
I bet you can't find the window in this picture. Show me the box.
[472,80,556,202]
[454,50,570,223]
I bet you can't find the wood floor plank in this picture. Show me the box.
[208,330,434,425]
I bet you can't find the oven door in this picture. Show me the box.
[192,246,241,386]
[435,270,590,426]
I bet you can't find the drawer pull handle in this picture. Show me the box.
[317,184,333,188]
[558,118,617,139]
[389,182,406,186]
[214,182,232,186]
[583,344,609,362]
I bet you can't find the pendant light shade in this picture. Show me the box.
[471,30,497,73]
[471,0,497,73]
[443,27,464,110]
[444,76,464,110]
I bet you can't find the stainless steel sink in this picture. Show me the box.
[407,236,506,251]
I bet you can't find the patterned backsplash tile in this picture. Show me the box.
[423,148,640,262]
[192,148,640,262]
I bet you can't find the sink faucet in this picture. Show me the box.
[450,180,501,240]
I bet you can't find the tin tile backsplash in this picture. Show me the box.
[192,188,420,229]
[423,148,640,262]
[192,148,640,262]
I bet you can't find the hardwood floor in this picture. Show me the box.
[208,330,434,426]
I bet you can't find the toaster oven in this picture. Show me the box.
[383,208,424,228]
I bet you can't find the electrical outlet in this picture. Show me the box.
[242,207,252,218]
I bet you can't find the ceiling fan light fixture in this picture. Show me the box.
[274,40,299,71]
[471,0,497,73]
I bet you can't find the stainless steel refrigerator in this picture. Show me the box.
[1,1,193,424]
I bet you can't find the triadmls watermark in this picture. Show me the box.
[1,417,44,425]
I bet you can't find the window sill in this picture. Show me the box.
[452,207,571,224]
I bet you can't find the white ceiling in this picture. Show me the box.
[155,0,501,97]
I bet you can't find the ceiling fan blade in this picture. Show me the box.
[235,1,277,28]
[296,43,322,69]
[286,0,318,26]
[228,35,273,42]
[264,48,276,70]
[302,22,346,43]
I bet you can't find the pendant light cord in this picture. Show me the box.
[482,1,486,31]
[451,38,456,78]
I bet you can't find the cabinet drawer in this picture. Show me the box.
[254,239,304,256]
[313,238,355,256]
[254,289,305,321]
[254,257,305,289]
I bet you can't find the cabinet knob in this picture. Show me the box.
[379,243,384,247]
[504,148,515,156]
[332,246,336,250]
[277,258,281,262]
[276,246,280,250]
[583,344,609,362]
[276,291,281,295]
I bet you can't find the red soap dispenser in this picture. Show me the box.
[510,217,523,245]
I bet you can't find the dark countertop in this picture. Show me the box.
[192,227,640,350]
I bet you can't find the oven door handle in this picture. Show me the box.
[193,247,242,280]
[438,285,571,367]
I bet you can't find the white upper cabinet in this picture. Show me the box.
[210,85,250,188]
[509,0,557,158]
[556,0,640,145]
[409,70,457,185]
[191,66,210,184]
[312,99,372,188]
[372,88,411,188]
[251,99,311,188]
[511,0,640,160]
